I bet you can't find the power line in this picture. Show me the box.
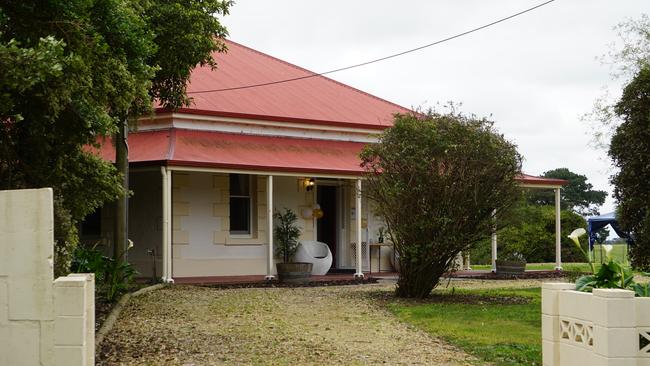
[189,0,556,94]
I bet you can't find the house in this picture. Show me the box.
[86,40,566,282]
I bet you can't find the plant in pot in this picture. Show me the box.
[495,251,526,276]
[274,208,313,283]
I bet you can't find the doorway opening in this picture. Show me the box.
[316,185,338,268]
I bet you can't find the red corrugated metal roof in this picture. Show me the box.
[97,129,366,175]
[518,173,568,186]
[95,129,568,185]
[158,40,411,129]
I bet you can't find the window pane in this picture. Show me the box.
[81,209,101,236]
[230,174,249,196]
[230,197,250,233]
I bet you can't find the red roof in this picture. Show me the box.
[517,174,568,186]
[96,129,567,185]
[159,40,411,129]
[97,129,366,175]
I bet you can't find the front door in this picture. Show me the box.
[316,185,337,268]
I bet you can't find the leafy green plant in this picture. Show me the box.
[633,282,650,297]
[575,259,634,292]
[70,243,138,302]
[102,258,137,302]
[274,208,302,263]
[361,110,523,298]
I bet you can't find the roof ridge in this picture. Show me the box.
[223,39,412,122]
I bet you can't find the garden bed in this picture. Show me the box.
[198,276,378,290]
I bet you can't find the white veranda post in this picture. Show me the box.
[555,187,562,270]
[161,166,174,283]
[354,179,364,278]
[491,209,497,273]
[266,175,275,280]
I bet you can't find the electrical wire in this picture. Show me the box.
[188,0,556,94]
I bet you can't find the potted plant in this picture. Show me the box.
[495,251,526,276]
[274,208,313,283]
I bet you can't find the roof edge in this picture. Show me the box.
[156,107,390,131]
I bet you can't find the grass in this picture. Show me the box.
[470,262,592,271]
[388,287,542,366]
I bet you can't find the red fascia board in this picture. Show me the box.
[157,107,390,131]
[165,160,362,176]
[516,175,568,186]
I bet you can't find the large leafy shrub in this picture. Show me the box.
[609,65,650,270]
[361,111,522,298]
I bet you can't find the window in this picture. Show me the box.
[230,174,252,235]
[81,208,102,237]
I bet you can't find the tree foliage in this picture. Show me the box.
[361,111,522,298]
[609,65,650,270]
[527,168,607,216]
[586,14,650,149]
[0,0,231,275]
[470,204,587,264]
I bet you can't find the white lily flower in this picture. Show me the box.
[567,228,586,246]
[603,244,613,258]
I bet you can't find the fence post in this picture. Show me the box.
[53,274,95,366]
[541,282,575,366]
[592,288,636,363]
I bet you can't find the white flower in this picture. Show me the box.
[568,228,586,241]
[603,244,613,258]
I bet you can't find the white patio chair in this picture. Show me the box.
[295,241,333,276]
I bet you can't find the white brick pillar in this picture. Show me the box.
[53,274,95,366]
[541,282,575,366]
[592,288,637,363]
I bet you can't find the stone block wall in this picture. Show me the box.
[542,282,650,365]
[0,188,95,366]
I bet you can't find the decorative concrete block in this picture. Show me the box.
[542,314,560,342]
[590,354,636,366]
[559,342,594,365]
[593,326,638,358]
[637,298,650,327]
[40,320,54,366]
[559,290,594,320]
[4,321,42,366]
[0,277,7,324]
[54,316,85,346]
[541,283,574,315]
[54,283,85,317]
[593,292,636,328]
[54,346,84,366]
[542,339,559,366]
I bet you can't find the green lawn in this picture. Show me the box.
[388,287,542,366]
[470,262,592,271]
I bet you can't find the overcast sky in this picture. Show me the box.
[221,0,649,215]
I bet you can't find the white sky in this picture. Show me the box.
[221,0,650,216]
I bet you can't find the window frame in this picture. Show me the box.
[229,174,254,237]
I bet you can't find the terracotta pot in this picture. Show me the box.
[276,262,313,283]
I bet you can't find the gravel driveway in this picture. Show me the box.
[97,283,478,365]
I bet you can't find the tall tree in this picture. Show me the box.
[586,14,650,149]
[0,0,231,275]
[609,65,650,270]
[361,111,522,298]
[527,168,607,216]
